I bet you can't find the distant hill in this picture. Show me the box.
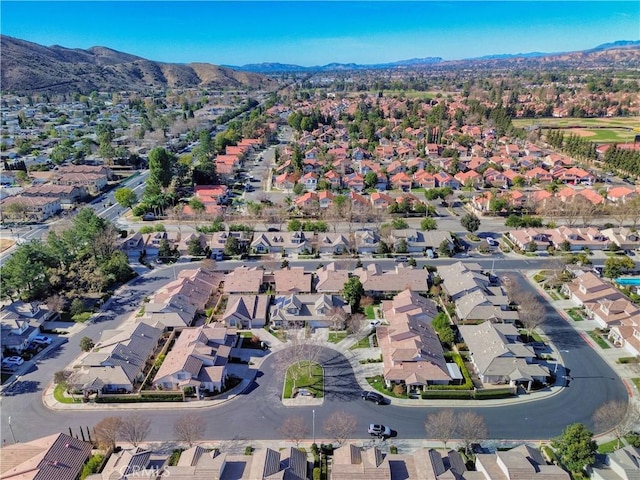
[227,57,444,73]
[0,35,278,94]
[229,41,640,73]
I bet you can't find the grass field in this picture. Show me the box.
[283,361,324,399]
[513,116,640,143]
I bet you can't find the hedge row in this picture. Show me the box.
[95,393,183,403]
[421,390,474,399]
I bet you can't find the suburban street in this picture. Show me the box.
[0,260,629,445]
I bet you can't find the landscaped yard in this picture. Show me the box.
[350,332,376,349]
[588,330,611,349]
[283,361,324,399]
[328,331,347,343]
[366,375,407,399]
[365,305,376,320]
[598,439,622,454]
[631,378,640,392]
[54,384,82,404]
[565,308,585,322]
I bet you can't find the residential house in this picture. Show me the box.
[209,230,252,260]
[21,184,88,208]
[88,446,155,480]
[391,229,453,254]
[152,325,236,395]
[273,267,313,293]
[607,186,638,204]
[433,171,460,189]
[1,195,61,222]
[51,172,108,195]
[507,228,552,251]
[250,231,312,256]
[354,264,430,295]
[163,446,308,480]
[414,170,436,189]
[455,170,483,188]
[315,262,351,293]
[370,191,394,210]
[318,190,335,209]
[223,266,265,294]
[0,433,92,480]
[390,172,413,191]
[295,191,319,211]
[119,231,146,259]
[1,301,54,353]
[324,169,342,189]
[273,172,297,191]
[378,289,461,392]
[302,172,318,191]
[525,167,553,183]
[270,293,351,329]
[475,444,570,480]
[483,168,508,188]
[458,322,549,389]
[344,172,365,192]
[71,320,163,394]
[586,297,640,329]
[222,295,270,329]
[438,262,517,323]
[562,272,624,307]
[591,445,640,480]
[316,232,351,255]
[601,227,640,251]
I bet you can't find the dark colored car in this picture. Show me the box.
[361,391,385,405]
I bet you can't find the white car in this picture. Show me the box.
[32,335,52,345]
[2,356,24,369]
[368,424,392,438]
[369,320,381,329]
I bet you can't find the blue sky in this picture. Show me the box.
[1,2,638,66]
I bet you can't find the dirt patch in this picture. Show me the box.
[0,238,15,252]
[571,128,596,138]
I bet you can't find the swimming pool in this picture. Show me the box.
[616,277,640,286]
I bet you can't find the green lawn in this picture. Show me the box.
[328,331,347,343]
[350,332,375,349]
[598,439,622,454]
[588,330,611,349]
[547,290,561,301]
[565,308,585,322]
[366,375,407,399]
[365,305,376,320]
[283,361,324,399]
[631,378,640,391]
[54,384,82,404]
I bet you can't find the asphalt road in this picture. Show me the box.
[0,264,628,444]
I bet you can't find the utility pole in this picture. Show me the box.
[312,409,316,444]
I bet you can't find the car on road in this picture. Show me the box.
[361,391,385,405]
[368,424,391,438]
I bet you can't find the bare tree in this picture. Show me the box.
[45,294,66,318]
[346,313,366,334]
[593,400,640,449]
[517,292,545,339]
[119,414,151,447]
[93,416,123,451]
[279,416,308,447]
[173,413,206,447]
[426,409,457,448]
[323,411,357,446]
[457,411,488,455]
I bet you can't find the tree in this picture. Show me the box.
[604,255,635,279]
[593,401,640,449]
[187,236,206,256]
[80,336,94,352]
[457,411,488,455]
[342,276,365,310]
[279,416,308,447]
[345,312,366,334]
[552,423,597,473]
[119,414,151,447]
[517,292,545,339]
[426,409,457,448]
[364,171,378,189]
[421,217,438,231]
[148,147,175,188]
[114,187,137,209]
[438,239,453,257]
[93,416,123,451]
[323,411,357,446]
[461,213,481,233]
[173,413,206,447]
[223,236,242,256]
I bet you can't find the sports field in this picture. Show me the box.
[513,117,640,143]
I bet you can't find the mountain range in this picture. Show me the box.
[1,35,639,94]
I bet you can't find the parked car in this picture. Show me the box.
[395,256,407,263]
[361,391,385,405]
[369,320,381,329]
[367,424,391,438]
[2,356,25,369]
[32,335,52,345]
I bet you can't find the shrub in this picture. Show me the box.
[244,446,253,455]
[390,445,398,454]
[313,467,321,480]
[80,454,104,480]
[392,384,406,395]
